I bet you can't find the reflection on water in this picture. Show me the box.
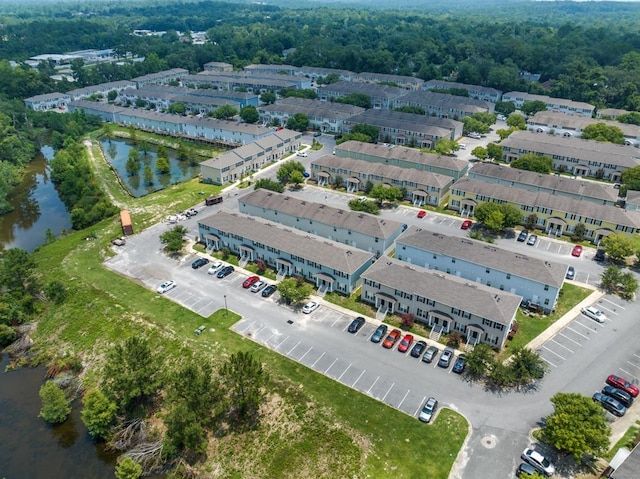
[0,354,118,478]
[101,139,200,197]
[0,146,72,252]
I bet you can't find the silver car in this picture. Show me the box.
[581,306,606,323]
[418,397,438,423]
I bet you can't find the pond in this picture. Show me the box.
[101,139,201,197]
[0,146,72,253]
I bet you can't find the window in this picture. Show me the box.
[544,285,549,291]
[506,273,511,279]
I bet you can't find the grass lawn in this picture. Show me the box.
[26,134,469,478]
[499,283,592,359]
[324,288,377,317]
[605,420,640,461]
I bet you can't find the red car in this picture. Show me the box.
[242,275,260,289]
[417,210,426,218]
[571,245,583,257]
[607,375,640,397]
[461,219,473,230]
[397,334,414,353]
[382,329,402,349]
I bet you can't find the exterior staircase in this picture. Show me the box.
[429,324,443,342]
[376,304,388,321]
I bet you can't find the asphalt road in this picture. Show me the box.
[104,131,640,479]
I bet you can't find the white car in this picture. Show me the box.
[459,143,466,150]
[302,301,320,314]
[581,306,606,323]
[497,114,507,121]
[250,280,267,293]
[296,151,308,157]
[156,280,176,294]
[207,261,224,275]
[521,448,555,476]
[467,132,482,139]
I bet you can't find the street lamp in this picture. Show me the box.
[224,294,228,316]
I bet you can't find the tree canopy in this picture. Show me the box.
[581,123,625,144]
[511,153,554,173]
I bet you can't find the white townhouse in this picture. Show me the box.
[502,92,595,117]
[422,80,502,103]
[24,92,71,111]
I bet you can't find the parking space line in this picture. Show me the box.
[287,341,300,355]
[311,351,325,367]
[626,361,640,371]
[415,396,427,416]
[566,325,591,339]
[542,345,565,360]
[575,319,602,331]
[338,364,352,381]
[619,368,640,383]
[367,376,380,394]
[382,383,395,401]
[557,332,582,346]
[299,346,313,362]
[253,325,266,337]
[598,304,619,315]
[236,320,255,334]
[325,357,339,374]
[352,370,366,388]
[273,336,289,351]
[331,316,343,327]
[550,339,574,354]
[634,354,640,360]
[540,356,557,368]
[601,298,625,310]
[397,389,410,409]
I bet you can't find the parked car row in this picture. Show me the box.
[189,256,278,297]
[592,374,638,417]
[519,448,555,477]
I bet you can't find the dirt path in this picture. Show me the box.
[83,139,129,209]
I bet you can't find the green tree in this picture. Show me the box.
[486,143,503,161]
[484,209,505,232]
[159,225,187,254]
[278,277,313,305]
[542,393,610,460]
[351,123,380,142]
[520,100,547,116]
[155,156,170,174]
[254,178,285,193]
[525,214,538,231]
[463,117,490,135]
[369,184,404,203]
[45,280,68,304]
[81,389,117,440]
[464,343,495,378]
[103,336,160,412]
[220,351,269,420]
[571,223,586,242]
[435,138,459,155]
[601,266,638,299]
[167,102,186,115]
[0,248,37,294]
[288,170,305,188]
[395,105,425,115]
[0,324,17,347]
[510,347,546,386]
[240,105,259,123]
[581,123,625,144]
[213,104,238,120]
[142,165,154,186]
[285,113,310,131]
[471,146,487,161]
[506,114,527,130]
[156,144,168,159]
[618,271,639,300]
[348,199,380,215]
[260,92,276,105]
[601,233,635,263]
[511,153,553,173]
[495,101,516,116]
[276,160,305,184]
[164,402,207,455]
[115,457,142,479]
[335,93,371,108]
[125,156,140,176]
[39,381,71,424]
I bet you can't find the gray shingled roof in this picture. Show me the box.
[397,90,490,112]
[311,155,452,188]
[240,189,405,239]
[259,97,365,119]
[469,163,619,203]
[319,80,406,98]
[503,91,594,111]
[501,131,640,168]
[454,178,640,228]
[423,80,501,96]
[348,109,463,131]
[362,257,521,325]
[397,227,567,287]
[529,111,640,139]
[198,210,375,273]
[336,141,468,173]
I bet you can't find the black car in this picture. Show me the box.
[313,131,322,137]
[594,249,606,262]
[516,463,538,477]
[602,385,634,408]
[261,284,277,298]
[191,257,210,269]
[348,317,366,334]
[410,340,427,358]
[517,230,528,242]
[370,324,388,343]
[452,354,466,374]
[216,265,235,278]
[593,392,627,417]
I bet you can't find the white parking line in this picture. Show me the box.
[311,351,325,368]
[634,354,640,360]
[601,297,625,310]
[325,357,339,374]
[253,325,266,337]
[619,368,640,383]
[331,316,343,327]
[415,396,427,416]
[550,339,574,354]
[575,319,602,331]
[540,356,557,368]
[352,370,366,388]
[382,382,395,401]
[557,332,582,346]
[598,304,619,315]
[542,345,566,360]
[274,335,289,350]
[626,361,640,371]
[237,320,255,334]
[287,341,301,355]
[338,364,352,381]
[397,389,410,409]
[367,376,380,394]
[566,325,591,339]
[299,346,313,362]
